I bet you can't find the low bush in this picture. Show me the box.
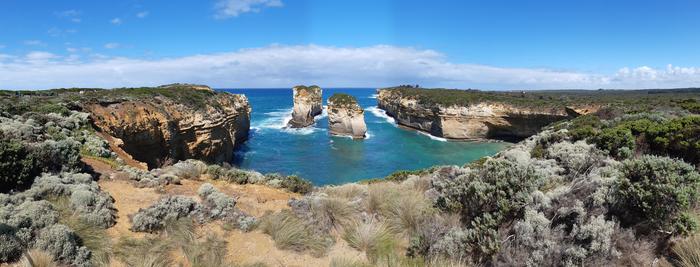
[130,196,202,233]
[197,183,236,220]
[612,155,700,235]
[280,175,313,194]
[34,224,91,267]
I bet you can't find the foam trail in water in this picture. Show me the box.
[369,94,378,99]
[365,107,396,125]
[416,130,448,142]
[253,107,324,135]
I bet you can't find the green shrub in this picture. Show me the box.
[280,175,312,194]
[0,223,23,262]
[567,114,602,141]
[0,138,36,192]
[385,169,426,182]
[593,127,635,159]
[612,155,700,235]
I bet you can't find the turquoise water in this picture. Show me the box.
[222,88,508,185]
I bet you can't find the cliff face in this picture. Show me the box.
[328,94,367,139]
[377,89,593,141]
[288,86,323,128]
[83,87,251,168]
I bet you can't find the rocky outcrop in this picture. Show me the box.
[377,88,597,142]
[288,85,323,128]
[327,94,367,139]
[83,86,250,168]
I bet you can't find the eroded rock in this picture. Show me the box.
[327,93,367,139]
[288,85,323,128]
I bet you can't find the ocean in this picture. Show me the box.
[222,88,508,185]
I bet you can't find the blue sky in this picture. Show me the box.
[1,0,699,89]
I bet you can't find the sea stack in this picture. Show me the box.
[288,85,323,128]
[327,93,367,139]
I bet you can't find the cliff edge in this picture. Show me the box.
[377,87,596,141]
[81,85,251,168]
[288,85,323,128]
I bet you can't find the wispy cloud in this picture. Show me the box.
[215,0,283,18]
[104,43,121,49]
[56,10,81,23]
[136,11,149,18]
[48,27,78,37]
[110,18,122,25]
[0,45,698,90]
[23,40,45,46]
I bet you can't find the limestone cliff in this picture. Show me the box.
[328,94,367,139]
[288,85,323,128]
[377,88,597,141]
[82,85,251,168]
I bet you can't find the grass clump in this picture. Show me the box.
[259,210,333,257]
[342,218,397,263]
[673,234,700,267]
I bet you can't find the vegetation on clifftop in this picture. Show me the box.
[380,86,700,112]
[329,93,359,107]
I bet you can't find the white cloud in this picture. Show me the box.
[110,18,122,25]
[136,11,149,18]
[104,43,121,49]
[24,51,58,63]
[215,0,283,18]
[0,44,698,90]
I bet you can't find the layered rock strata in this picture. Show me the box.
[288,85,323,128]
[327,93,367,139]
[83,86,251,168]
[377,88,596,141]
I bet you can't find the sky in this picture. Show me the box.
[1,0,699,90]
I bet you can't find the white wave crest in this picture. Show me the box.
[416,130,448,142]
[253,107,325,135]
[369,94,378,99]
[365,106,396,124]
[315,105,328,121]
[253,108,293,130]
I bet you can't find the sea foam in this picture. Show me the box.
[365,106,396,124]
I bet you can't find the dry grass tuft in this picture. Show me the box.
[259,210,333,257]
[13,250,58,267]
[343,218,397,263]
[312,197,358,231]
[322,184,368,200]
[674,234,700,267]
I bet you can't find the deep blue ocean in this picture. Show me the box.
[221,88,508,185]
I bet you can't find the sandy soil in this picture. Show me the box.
[91,161,364,267]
